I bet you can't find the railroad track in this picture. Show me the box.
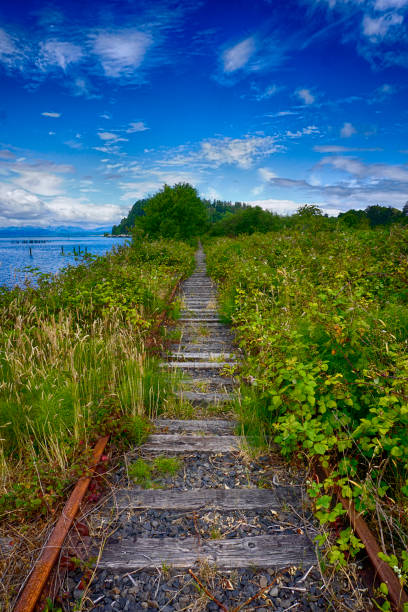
[14,245,406,610]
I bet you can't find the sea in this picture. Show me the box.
[0,235,129,289]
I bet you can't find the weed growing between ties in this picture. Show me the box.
[0,237,194,609]
[128,457,182,488]
[205,227,408,605]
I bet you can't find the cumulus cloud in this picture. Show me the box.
[0,157,124,226]
[11,168,65,196]
[91,29,153,77]
[45,196,123,224]
[296,88,315,105]
[222,37,256,73]
[126,121,149,133]
[42,112,61,118]
[340,122,356,138]
[0,183,45,221]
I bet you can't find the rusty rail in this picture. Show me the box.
[317,464,408,611]
[14,435,109,612]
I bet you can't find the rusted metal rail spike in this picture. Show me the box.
[14,435,109,612]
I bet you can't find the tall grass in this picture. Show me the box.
[0,237,194,520]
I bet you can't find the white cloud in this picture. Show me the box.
[38,40,83,71]
[0,28,24,69]
[296,88,315,105]
[362,13,403,40]
[200,136,280,169]
[97,131,128,143]
[267,110,299,118]
[320,155,408,181]
[249,198,303,215]
[42,112,61,118]
[126,121,149,133]
[222,37,256,73]
[0,163,124,226]
[45,196,122,224]
[119,166,201,201]
[252,197,340,217]
[120,181,163,201]
[0,183,44,221]
[91,29,153,77]
[252,84,282,100]
[12,170,64,197]
[0,150,15,159]
[255,159,408,214]
[340,122,356,138]
[287,125,319,138]
[203,187,221,200]
[71,77,94,97]
[374,0,408,11]
[314,145,382,152]
[1,161,74,198]
[258,167,277,181]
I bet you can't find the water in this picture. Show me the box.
[0,235,129,289]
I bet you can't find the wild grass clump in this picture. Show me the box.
[128,456,181,487]
[0,238,194,523]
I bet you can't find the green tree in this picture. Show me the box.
[296,204,323,217]
[338,209,369,229]
[138,183,208,240]
[365,205,402,227]
[210,206,282,236]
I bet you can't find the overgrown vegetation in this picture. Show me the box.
[205,226,408,601]
[0,238,194,522]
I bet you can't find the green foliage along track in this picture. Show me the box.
[0,238,194,522]
[205,227,408,592]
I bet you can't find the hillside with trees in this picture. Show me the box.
[112,183,408,238]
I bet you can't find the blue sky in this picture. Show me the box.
[0,0,407,227]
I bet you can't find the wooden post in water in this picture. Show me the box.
[61,245,64,255]
[29,247,32,257]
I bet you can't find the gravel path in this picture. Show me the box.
[59,246,370,611]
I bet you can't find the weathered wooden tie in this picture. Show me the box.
[98,535,316,570]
